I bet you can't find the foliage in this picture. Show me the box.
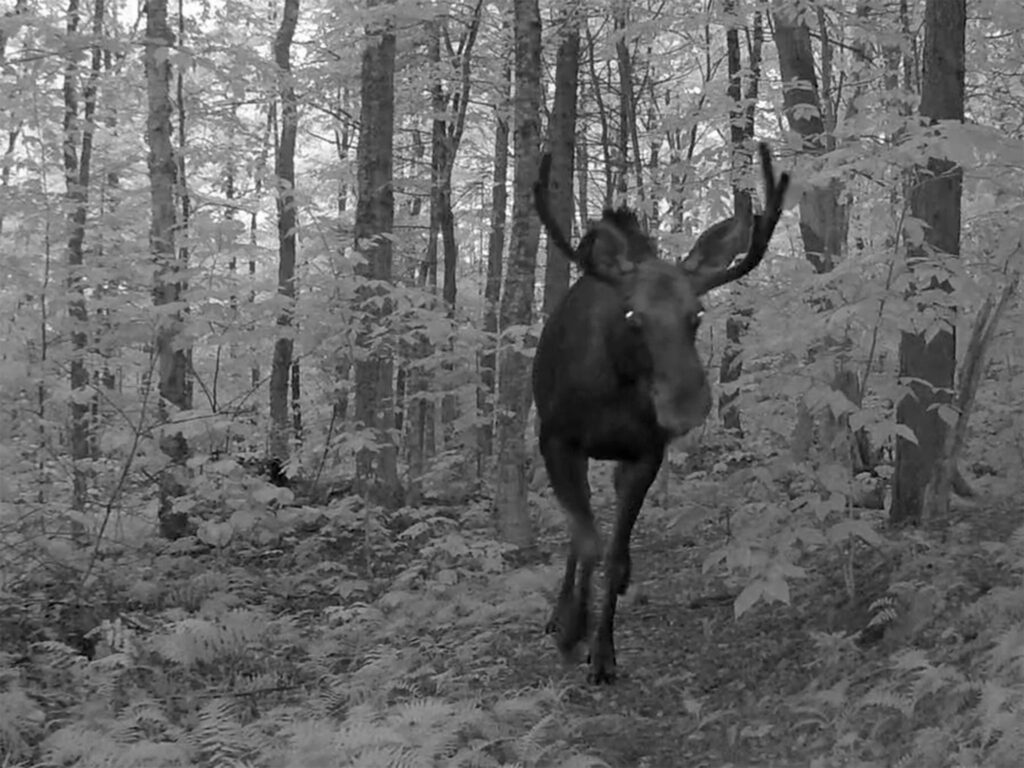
[1,0,1023,764]
[793,514,1024,767]
[0,495,609,767]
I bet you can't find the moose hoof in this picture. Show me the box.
[547,600,589,656]
[587,640,617,684]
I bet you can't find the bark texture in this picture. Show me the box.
[269,0,299,483]
[494,0,542,545]
[891,0,965,525]
[145,0,191,539]
[353,2,400,506]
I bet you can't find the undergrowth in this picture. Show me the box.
[2,456,1023,768]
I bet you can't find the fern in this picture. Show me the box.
[152,609,270,668]
[867,594,899,628]
[193,697,248,765]
[0,684,43,762]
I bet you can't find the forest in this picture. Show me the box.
[1,0,1022,765]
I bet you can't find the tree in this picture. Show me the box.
[269,0,300,484]
[417,2,483,477]
[63,0,102,508]
[145,0,191,539]
[477,36,511,466]
[890,0,966,525]
[493,0,541,545]
[772,3,862,473]
[423,3,482,308]
[718,2,762,435]
[771,4,847,276]
[353,0,400,506]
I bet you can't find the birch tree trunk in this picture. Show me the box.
[145,0,191,539]
[63,0,99,509]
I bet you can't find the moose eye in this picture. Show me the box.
[624,309,642,329]
[692,310,705,329]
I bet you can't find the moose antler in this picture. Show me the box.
[684,142,790,294]
[534,153,579,262]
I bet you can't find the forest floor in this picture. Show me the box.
[503,521,846,767]
[6,463,1023,767]
[484,469,1023,768]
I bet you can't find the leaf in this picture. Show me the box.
[848,410,871,431]
[734,580,765,618]
[762,574,791,605]
[702,547,728,573]
[903,217,928,246]
[936,404,960,428]
[197,521,233,547]
[336,580,369,599]
[253,485,293,505]
[794,526,828,546]
[827,519,883,546]
[818,465,852,496]
[893,423,919,445]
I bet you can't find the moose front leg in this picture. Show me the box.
[540,436,597,657]
[589,453,663,684]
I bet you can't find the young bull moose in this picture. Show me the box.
[532,142,790,684]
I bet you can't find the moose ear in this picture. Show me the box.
[580,221,634,282]
[680,213,757,277]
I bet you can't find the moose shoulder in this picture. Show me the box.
[531,142,790,684]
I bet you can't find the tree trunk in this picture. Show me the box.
[145,0,191,539]
[773,5,859,472]
[494,0,541,546]
[477,49,511,467]
[335,88,352,213]
[614,1,644,213]
[584,25,614,209]
[772,7,848,275]
[891,0,965,526]
[718,2,761,436]
[92,0,119,451]
[269,0,299,484]
[575,133,588,233]
[353,0,400,507]
[249,106,274,391]
[540,9,579,317]
[63,0,100,510]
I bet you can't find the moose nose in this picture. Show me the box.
[653,379,712,436]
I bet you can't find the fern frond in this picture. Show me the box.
[859,689,915,717]
[0,687,41,762]
[192,697,248,765]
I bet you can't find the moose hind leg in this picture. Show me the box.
[540,435,598,656]
[589,453,663,684]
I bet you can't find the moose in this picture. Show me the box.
[532,142,790,684]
